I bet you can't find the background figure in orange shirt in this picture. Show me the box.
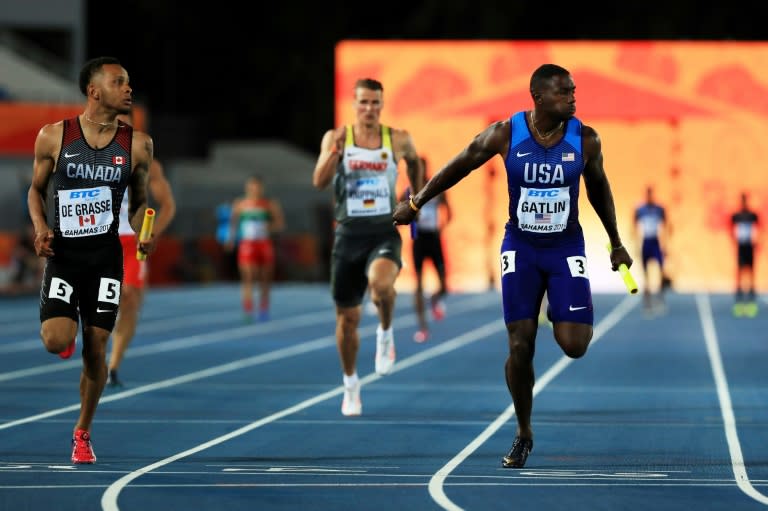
[226,175,285,322]
[730,191,760,317]
[409,156,452,343]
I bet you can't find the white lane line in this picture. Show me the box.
[0,294,497,431]
[696,293,768,505]
[0,302,332,355]
[0,310,331,381]
[428,294,638,511]
[100,296,504,511]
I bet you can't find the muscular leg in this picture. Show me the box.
[504,318,538,439]
[108,284,143,372]
[336,305,361,376]
[257,261,274,312]
[435,261,448,300]
[76,325,110,432]
[553,322,593,359]
[40,317,79,355]
[505,318,592,440]
[239,264,255,313]
[368,258,400,330]
[414,270,427,332]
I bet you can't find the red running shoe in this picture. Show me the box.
[59,338,76,359]
[71,429,96,464]
[413,329,429,343]
[431,300,446,321]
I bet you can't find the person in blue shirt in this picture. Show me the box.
[632,186,671,316]
[394,63,632,469]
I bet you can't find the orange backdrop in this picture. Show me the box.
[335,40,768,294]
[0,103,147,156]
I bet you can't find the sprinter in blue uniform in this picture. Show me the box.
[394,64,633,468]
[633,186,670,315]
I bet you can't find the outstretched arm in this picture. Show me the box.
[393,120,508,225]
[581,125,633,271]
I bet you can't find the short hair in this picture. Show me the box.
[354,78,383,93]
[529,64,570,94]
[79,56,122,96]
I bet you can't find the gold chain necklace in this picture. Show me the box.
[530,111,563,139]
[84,115,116,128]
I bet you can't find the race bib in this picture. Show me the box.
[241,220,269,240]
[58,186,114,237]
[517,186,570,233]
[346,176,392,217]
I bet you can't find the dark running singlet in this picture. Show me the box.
[333,124,399,236]
[503,111,585,246]
[732,210,758,246]
[50,117,132,259]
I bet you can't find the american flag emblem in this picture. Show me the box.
[562,152,574,161]
[535,213,551,223]
[113,155,124,165]
[79,214,96,226]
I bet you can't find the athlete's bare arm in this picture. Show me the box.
[392,128,424,194]
[394,121,508,226]
[28,122,64,257]
[581,124,632,270]
[269,199,286,233]
[127,131,153,234]
[147,159,176,237]
[226,198,243,249]
[312,127,345,189]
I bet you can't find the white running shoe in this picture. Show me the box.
[341,383,362,416]
[375,326,396,375]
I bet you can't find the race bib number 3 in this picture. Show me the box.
[566,256,589,279]
[58,186,114,237]
[500,250,516,276]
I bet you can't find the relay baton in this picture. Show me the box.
[136,208,156,261]
[606,244,638,294]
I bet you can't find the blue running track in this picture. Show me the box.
[0,283,766,510]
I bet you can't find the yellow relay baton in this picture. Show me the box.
[136,208,156,261]
[606,243,638,295]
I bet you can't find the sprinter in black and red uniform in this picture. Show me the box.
[27,56,154,464]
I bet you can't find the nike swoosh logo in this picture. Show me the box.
[96,308,115,313]
[63,152,80,158]
[516,151,532,157]
[569,305,587,311]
